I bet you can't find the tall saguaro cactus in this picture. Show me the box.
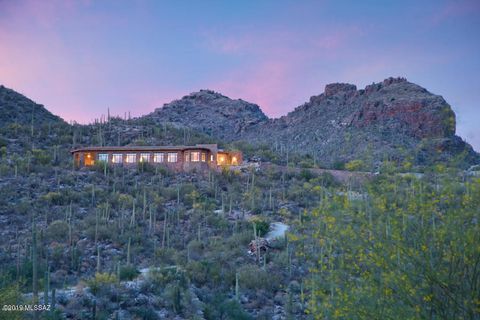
[235,272,240,301]
[127,237,131,266]
[32,216,38,320]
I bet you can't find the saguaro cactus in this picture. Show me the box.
[96,246,101,273]
[235,272,240,301]
[32,216,38,320]
[44,267,50,305]
[127,237,131,266]
[130,199,136,227]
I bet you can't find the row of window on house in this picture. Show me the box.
[96,151,209,164]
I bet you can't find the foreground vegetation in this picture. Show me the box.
[0,121,479,319]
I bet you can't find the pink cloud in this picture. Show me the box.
[200,25,366,117]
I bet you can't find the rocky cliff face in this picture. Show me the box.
[244,77,477,167]
[142,77,477,167]
[0,85,65,127]
[146,90,268,139]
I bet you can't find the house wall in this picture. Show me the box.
[72,146,242,171]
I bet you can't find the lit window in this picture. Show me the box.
[210,155,214,162]
[185,152,189,162]
[112,154,123,163]
[168,152,178,162]
[140,153,150,162]
[201,152,206,162]
[98,153,108,162]
[218,154,226,165]
[126,154,136,163]
[154,153,164,163]
[191,151,200,162]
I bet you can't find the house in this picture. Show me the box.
[70,144,242,171]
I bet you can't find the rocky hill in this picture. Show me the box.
[0,85,65,127]
[142,77,478,168]
[244,77,479,167]
[146,89,268,140]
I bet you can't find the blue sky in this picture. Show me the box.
[0,0,479,150]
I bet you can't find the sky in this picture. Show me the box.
[0,0,479,151]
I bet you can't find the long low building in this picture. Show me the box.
[71,144,242,171]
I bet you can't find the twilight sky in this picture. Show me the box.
[1,0,479,150]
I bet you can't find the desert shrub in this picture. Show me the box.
[87,272,117,296]
[45,220,69,242]
[0,283,24,320]
[32,149,52,165]
[187,240,203,261]
[345,159,365,171]
[0,136,8,148]
[187,260,222,287]
[237,264,277,291]
[154,248,177,265]
[226,231,253,250]
[332,160,345,170]
[299,168,314,180]
[119,265,139,281]
[42,191,64,205]
[250,216,270,237]
[204,295,252,320]
[137,161,155,173]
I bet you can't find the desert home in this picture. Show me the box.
[71,144,242,171]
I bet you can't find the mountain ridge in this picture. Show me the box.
[1,77,478,168]
[141,77,478,167]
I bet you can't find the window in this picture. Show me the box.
[167,152,178,163]
[218,154,226,165]
[201,152,206,162]
[126,154,136,163]
[191,151,200,162]
[112,154,123,164]
[185,152,189,162]
[154,153,164,163]
[210,154,214,162]
[98,153,108,162]
[232,156,238,165]
[140,153,150,162]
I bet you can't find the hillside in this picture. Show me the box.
[0,85,65,127]
[146,90,268,140]
[0,82,479,319]
[1,79,478,169]
[245,77,479,167]
[142,77,479,168]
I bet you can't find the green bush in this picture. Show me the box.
[119,265,139,281]
[237,264,277,291]
[42,192,64,205]
[332,160,345,170]
[87,272,117,296]
[32,149,52,165]
[45,220,69,242]
[345,159,365,171]
[250,216,269,237]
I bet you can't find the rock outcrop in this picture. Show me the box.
[146,89,268,139]
[242,77,477,167]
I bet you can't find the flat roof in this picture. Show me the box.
[71,145,215,153]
